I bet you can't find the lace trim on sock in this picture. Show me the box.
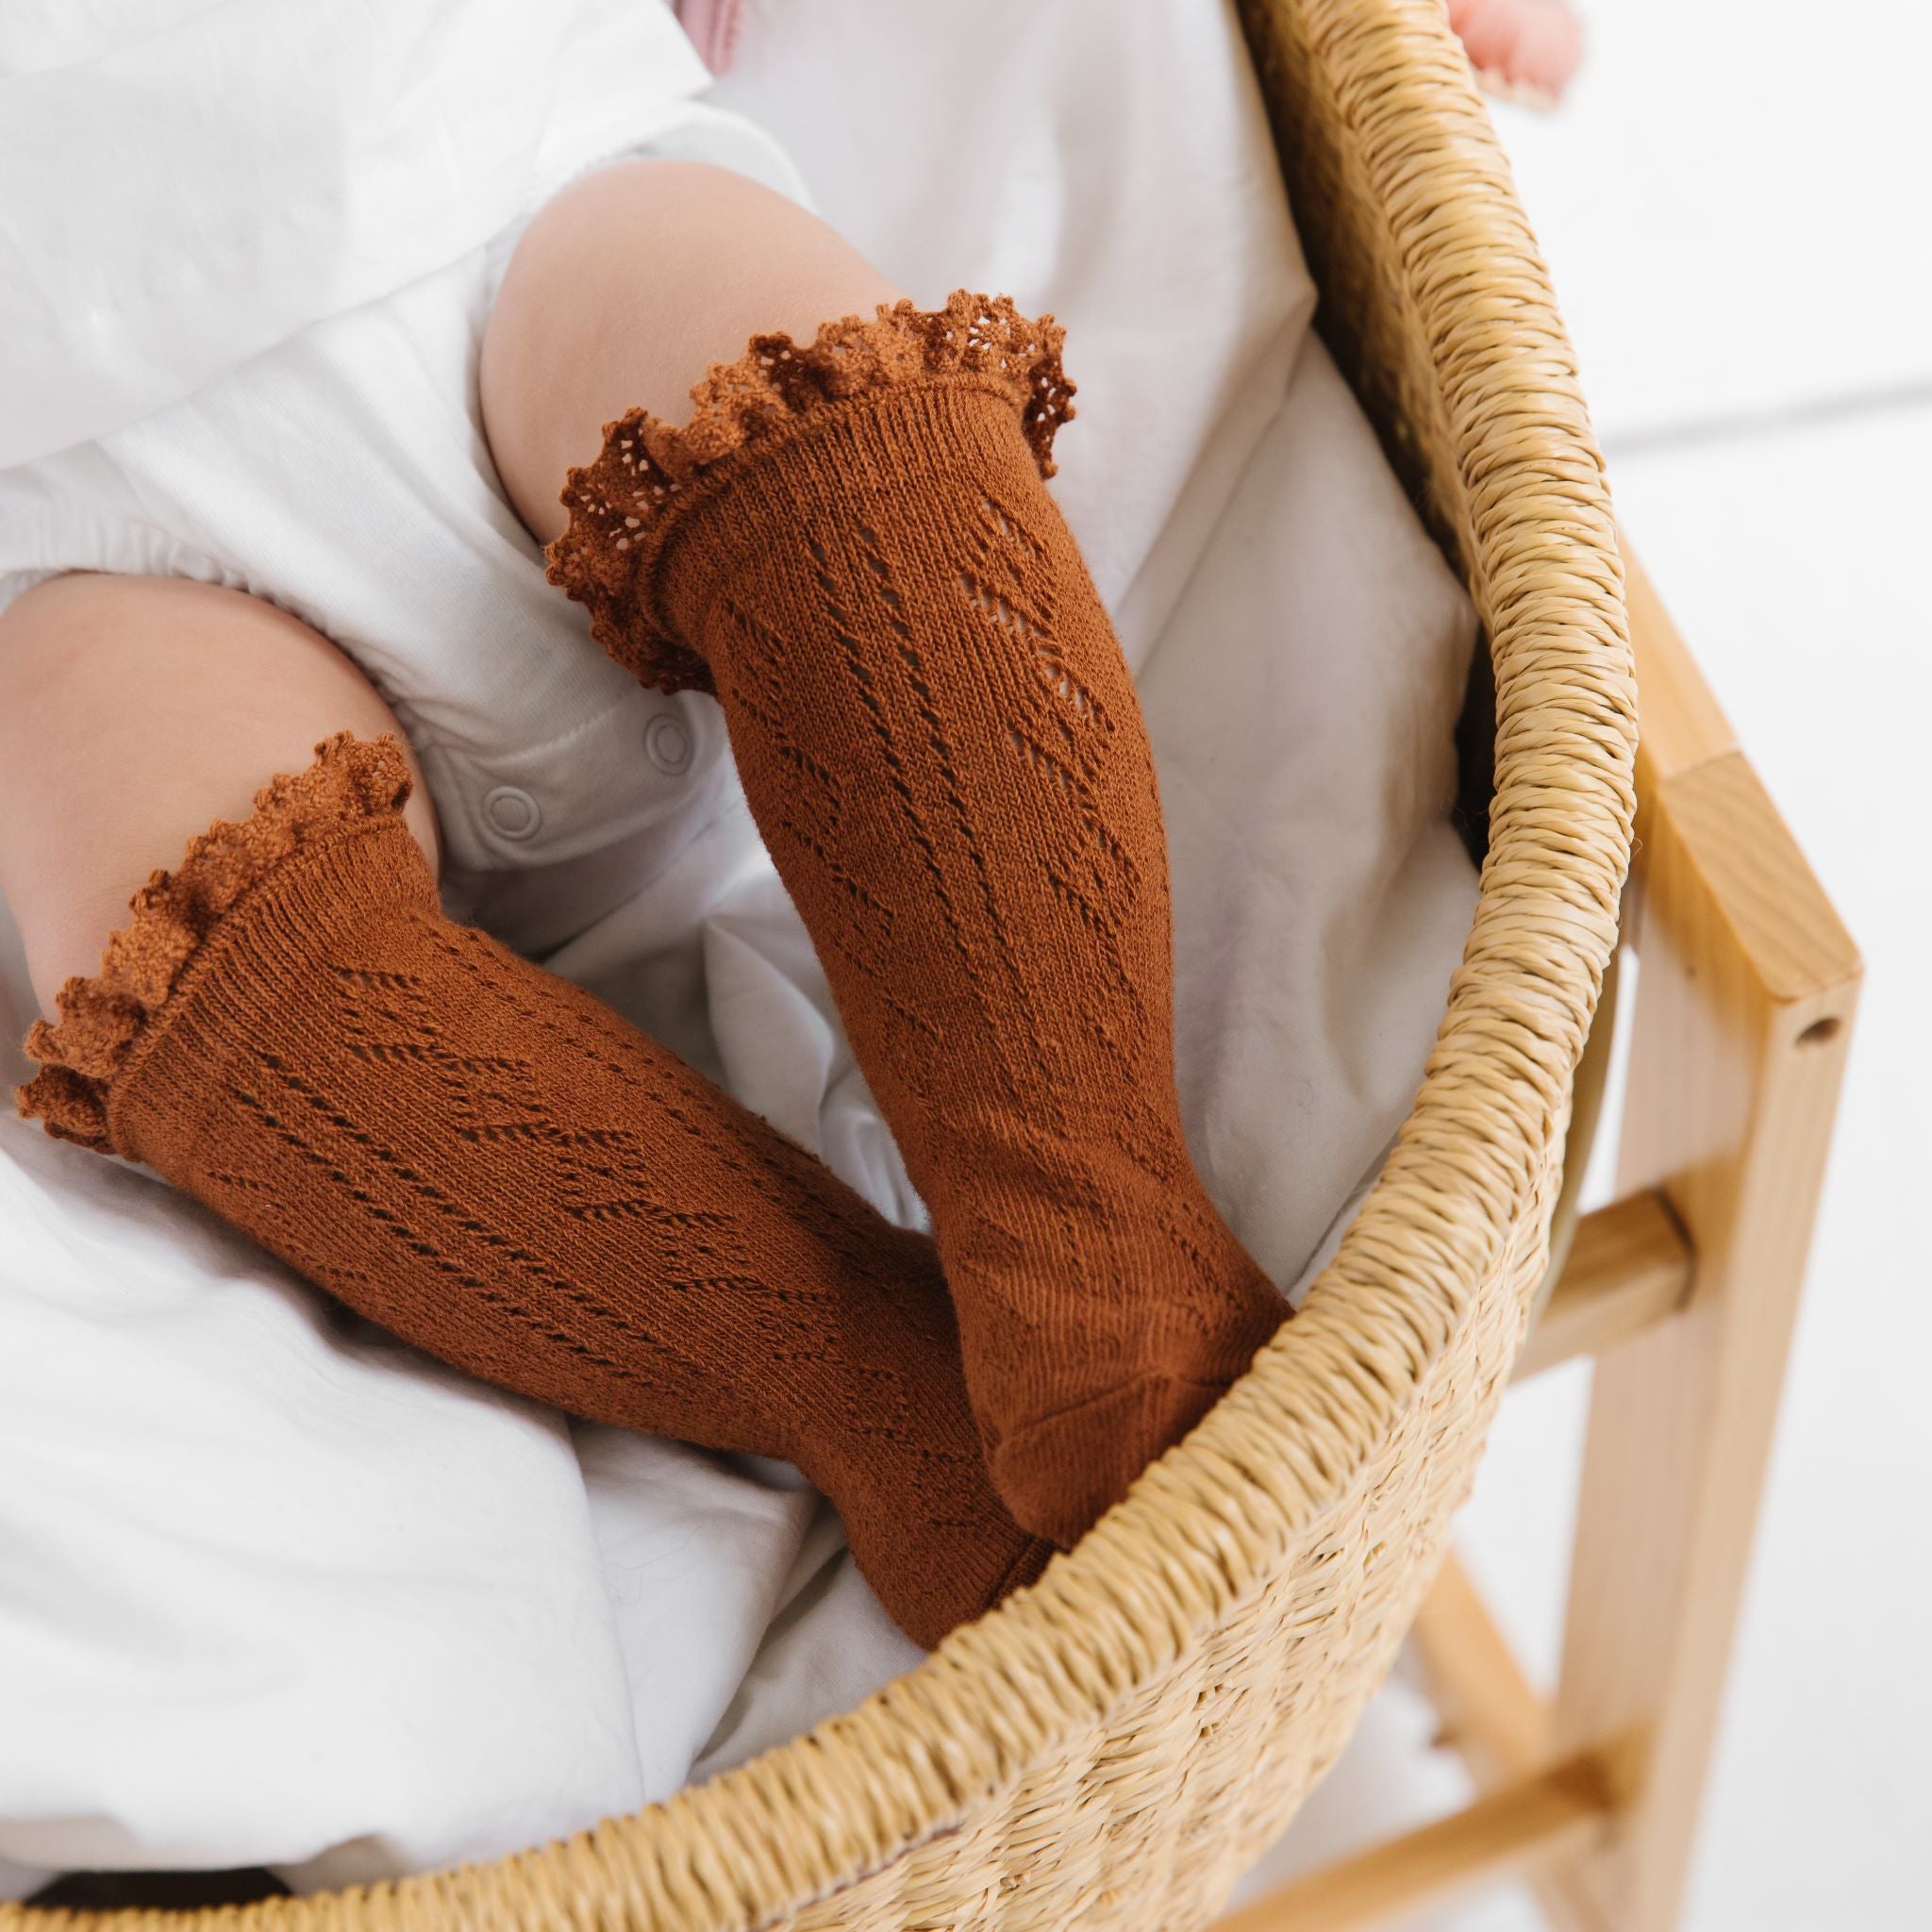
[545,290,1074,694]
[16,733,413,1152]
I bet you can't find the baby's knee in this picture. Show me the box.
[491,159,901,365]
[481,159,904,545]
[507,159,841,288]
[0,574,437,1015]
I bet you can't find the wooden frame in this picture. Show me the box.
[1224,542,1862,1932]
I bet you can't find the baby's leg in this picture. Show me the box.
[4,575,1044,1646]
[483,162,1288,1546]
[0,575,439,1013]
[481,160,905,545]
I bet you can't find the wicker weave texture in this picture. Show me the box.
[5,2,1636,1927]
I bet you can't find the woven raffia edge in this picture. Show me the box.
[2,3,1635,1927]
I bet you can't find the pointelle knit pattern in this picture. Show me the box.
[19,734,1050,1647]
[549,294,1290,1544]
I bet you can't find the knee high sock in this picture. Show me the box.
[17,736,1048,1648]
[548,293,1288,1545]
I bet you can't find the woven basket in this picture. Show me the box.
[6,2,1636,1926]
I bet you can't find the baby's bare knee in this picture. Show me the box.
[481,159,905,546]
[0,575,436,1014]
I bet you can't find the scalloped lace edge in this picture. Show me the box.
[544,291,1074,694]
[16,733,413,1153]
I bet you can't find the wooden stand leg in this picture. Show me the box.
[1216,552,1859,1932]
[1538,576,1861,1932]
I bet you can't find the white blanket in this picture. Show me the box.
[0,0,1477,1893]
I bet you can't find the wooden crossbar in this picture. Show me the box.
[1217,1756,1616,1932]
[1409,1552,1546,1779]
[1514,1191,1693,1384]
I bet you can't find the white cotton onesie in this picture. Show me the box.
[0,0,805,958]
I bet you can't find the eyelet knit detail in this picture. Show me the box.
[16,733,413,1152]
[545,304,1286,1542]
[545,291,1074,694]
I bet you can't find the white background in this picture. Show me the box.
[1238,2,1932,1925]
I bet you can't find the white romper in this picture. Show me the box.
[0,0,808,966]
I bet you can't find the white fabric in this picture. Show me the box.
[0,0,1477,1895]
[0,35,801,909]
[0,0,724,469]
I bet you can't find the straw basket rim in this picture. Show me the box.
[5,2,1636,1926]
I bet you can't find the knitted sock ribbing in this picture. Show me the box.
[18,735,1049,1648]
[549,294,1289,1544]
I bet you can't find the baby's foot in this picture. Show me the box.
[1448,0,1585,107]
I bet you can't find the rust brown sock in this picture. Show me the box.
[549,293,1288,1545]
[17,736,1048,1648]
